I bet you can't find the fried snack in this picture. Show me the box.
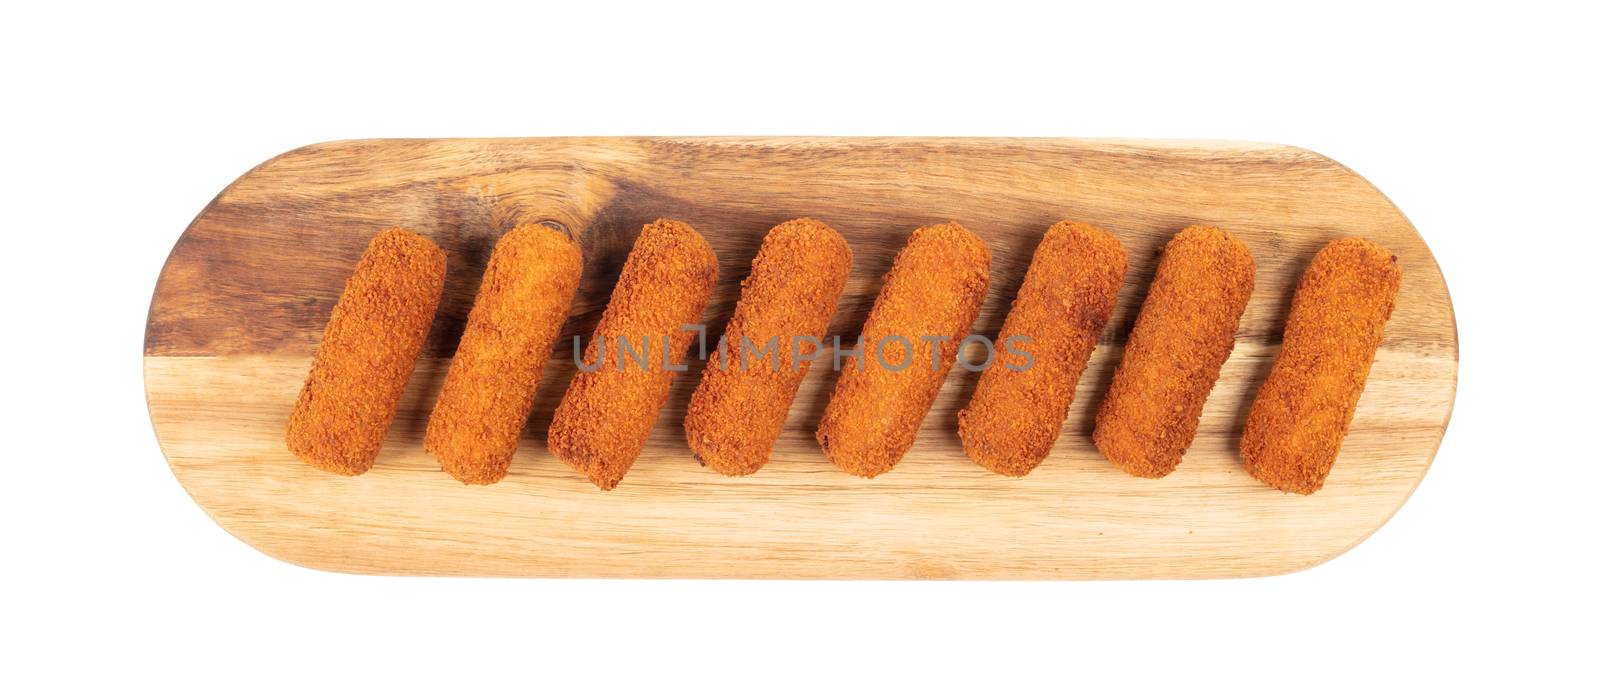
[685,218,852,476]
[286,227,447,475]
[424,223,583,485]
[548,218,719,490]
[817,222,991,478]
[958,221,1127,476]
[1094,226,1255,478]
[1242,238,1401,495]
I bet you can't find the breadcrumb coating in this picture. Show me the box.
[685,218,852,476]
[1242,237,1400,494]
[1094,226,1255,478]
[286,227,446,475]
[424,223,583,485]
[958,221,1127,476]
[548,219,719,490]
[817,222,991,478]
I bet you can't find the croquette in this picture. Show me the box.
[547,218,719,490]
[286,227,447,475]
[816,222,990,478]
[685,218,852,476]
[424,223,583,485]
[1241,237,1401,494]
[1093,225,1255,478]
[958,221,1127,476]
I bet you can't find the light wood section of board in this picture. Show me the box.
[145,137,1457,579]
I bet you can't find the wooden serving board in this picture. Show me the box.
[145,137,1457,579]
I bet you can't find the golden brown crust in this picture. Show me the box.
[1093,226,1255,478]
[1242,237,1401,494]
[685,218,852,476]
[958,221,1127,476]
[547,219,719,490]
[817,222,991,478]
[286,227,446,475]
[424,223,583,485]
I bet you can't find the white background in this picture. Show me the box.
[3,2,1595,693]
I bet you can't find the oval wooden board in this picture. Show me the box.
[145,137,1457,579]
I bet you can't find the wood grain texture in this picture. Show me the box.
[145,137,1457,579]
